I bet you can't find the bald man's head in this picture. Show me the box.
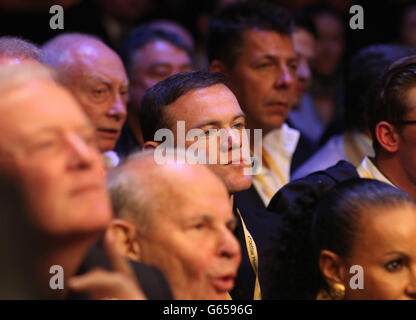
[107,150,230,234]
[106,150,240,300]
[42,33,129,152]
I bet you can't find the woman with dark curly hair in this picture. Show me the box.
[268,179,416,300]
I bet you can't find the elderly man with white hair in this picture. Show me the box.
[107,150,242,300]
[42,33,129,167]
[0,63,171,299]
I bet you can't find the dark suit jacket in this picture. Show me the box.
[68,245,173,300]
[268,160,359,215]
[231,190,282,300]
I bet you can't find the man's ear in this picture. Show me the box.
[210,59,228,74]
[142,141,160,151]
[319,249,347,287]
[106,219,141,261]
[375,121,400,153]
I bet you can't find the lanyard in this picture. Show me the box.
[235,208,262,300]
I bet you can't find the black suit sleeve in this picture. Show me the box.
[70,245,173,300]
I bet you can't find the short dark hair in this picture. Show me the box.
[207,2,294,68]
[118,25,192,75]
[367,55,416,151]
[293,10,317,38]
[139,70,230,142]
[345,44,416,131]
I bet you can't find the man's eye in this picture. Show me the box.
[256,63,273,69]
[233,122,245,130]
[150,68,170,79]
[385,259,404,272]
[37,140,56,149]
[289,62,298,72]
[200,129,216,137]
[92,87,109,99]
[28,138,61,154]
[193,223,205,230]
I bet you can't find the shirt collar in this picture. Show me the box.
[357,156,395,187]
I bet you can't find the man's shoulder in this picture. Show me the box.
[74,245,173,300]
[291,134,345,180]
[268,160,358,213]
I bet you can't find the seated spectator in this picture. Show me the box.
[139,70,281,299]
[287,11,322,146]
[208,2,315,208]
[106,150,241,299]
[42,33,129,168]
[293,44,416,180]
[115,25,193,156]
[0,64,169,299]
[268,179,416,300]
[307,4,345,129]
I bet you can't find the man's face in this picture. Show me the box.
[313,13,344,76]
[396,87,416,186]
[66,46,129,152]
[129,39,192,115]
[139,169,241,299]
[343,206,416,300]
[0,80,112,237]
[224,30,298,134]
[163,84,252,193]
[293,28,316,106]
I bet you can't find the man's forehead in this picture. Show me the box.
[167,84,241,119]
[240,29,295,58]
[71,46,128,84]
[132,40,191,67]
[0,81,90,133]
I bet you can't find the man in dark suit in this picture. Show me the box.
[137,70,282,299]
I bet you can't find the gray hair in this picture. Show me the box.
[0,37,42,62]
[106,151,163,234]
[41,33,107,84]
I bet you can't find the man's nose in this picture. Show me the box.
[296,59,311,83]
[221,128,241,152]
[65,133,96,169]
[275,64,294,88]
[217,227,241,261]
[108,93,127,121]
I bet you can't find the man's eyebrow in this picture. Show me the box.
[256,54,278,63]
[88,76,129,88]
[31,123,93,136]
[187,214,214,223]
[192,113,246,129]
[255,54,298,63]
